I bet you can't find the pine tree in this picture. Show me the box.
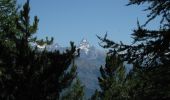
[97,0,170,99]
[90,90,100,100]
[0,0,80,99]
[0,0,17,48]
[60,79,84,100]
[91,54,131,100]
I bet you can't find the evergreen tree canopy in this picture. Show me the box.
[96,55,129,100]
[96,0,170,99]
[98,0,170,68]
[0,0,79,100]
[60,79,84,100]
[128,0,170,27]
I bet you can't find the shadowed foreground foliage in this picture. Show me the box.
[1,0,170,100]
[0,0,84,100]
[92,0,170,100]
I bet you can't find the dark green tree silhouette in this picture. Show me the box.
[96,0,170,99]
[0,0,17,47]
[60,79,84,100]
[91,55,133,100]
[0,0,80,100]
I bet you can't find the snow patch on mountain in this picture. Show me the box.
[78,38,90,54]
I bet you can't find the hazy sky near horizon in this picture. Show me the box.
[18,0,160,49]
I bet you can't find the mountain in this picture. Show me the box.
[37,39,106,98]
[78,38,90,54]
[76,39,106,98]
[34,39,133,98]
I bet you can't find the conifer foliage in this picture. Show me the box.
[60,79,84,100]
[96,0,170,99]
[91,54,129,100]
[0,0,79,100]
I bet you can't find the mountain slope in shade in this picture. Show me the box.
[76,39,106,98]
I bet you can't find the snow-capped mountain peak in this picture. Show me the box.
[78,38,90,54]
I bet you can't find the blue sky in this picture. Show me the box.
[17,0,160,49]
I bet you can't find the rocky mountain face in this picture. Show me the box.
[76,39,106,98]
